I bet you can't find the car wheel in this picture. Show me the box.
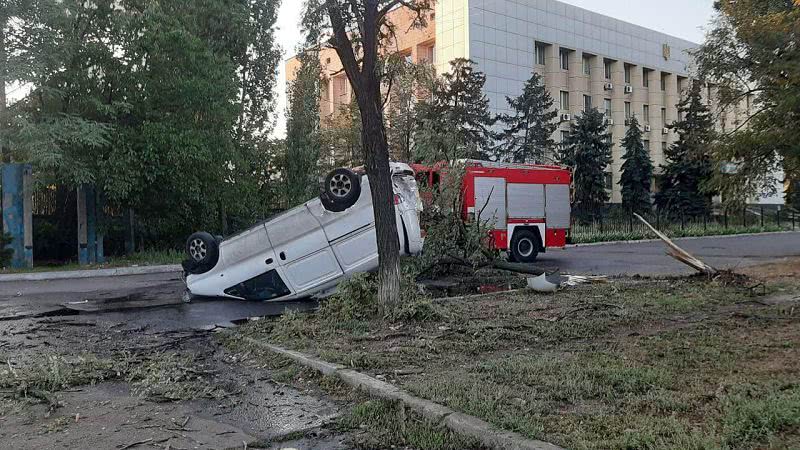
[510,229,541,264]
[321,168,362,212]
[184,231,219,274]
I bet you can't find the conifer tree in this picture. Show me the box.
[655,81,715,216]
[498,72,558,164]
[414,58,496,162]
[619,115,653,213]
[558,108,612,213]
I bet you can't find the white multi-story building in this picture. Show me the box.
[436,0,700,202]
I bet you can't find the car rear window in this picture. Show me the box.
[224,269,291,300]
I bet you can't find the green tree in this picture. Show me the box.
[618,115,653,213]
[284,37,321,206]
[498,72,558,164]
[320,99,362,168]
[414,58,495,163]
[304,0,432,312]
[2,0,112,170]
[385,56,434,162]
[655,81,716,216]
[559,108,612,213]
[695,0,799,204]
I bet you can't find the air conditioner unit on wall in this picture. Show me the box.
[606,118,614,126]
[624,118,632,126]
[644,124,652,132]
[662,127,670,135]
[624,85,633,94]
[561,113,572,122]
[604,83,614,91]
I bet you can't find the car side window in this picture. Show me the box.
[224,269,291,300]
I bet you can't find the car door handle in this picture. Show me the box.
[279,252,286,261]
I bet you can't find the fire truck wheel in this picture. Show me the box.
[510,229,541,263]
[321,168,362,212]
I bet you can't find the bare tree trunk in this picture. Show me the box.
[358,84,401,314]
[324,0,404,314]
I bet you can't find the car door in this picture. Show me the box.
[307,178,379,275]
[264,204,344,294]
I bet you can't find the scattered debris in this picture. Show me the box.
[528,274,559,293]
[528,273,609,292]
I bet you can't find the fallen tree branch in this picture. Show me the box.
[634,213,718,276]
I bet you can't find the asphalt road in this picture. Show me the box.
[0,271,317,328]
[2,232,798,325]
[540,231,800,276]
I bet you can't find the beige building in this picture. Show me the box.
[287,0,751,203]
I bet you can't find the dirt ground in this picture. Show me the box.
[0,314,351,450]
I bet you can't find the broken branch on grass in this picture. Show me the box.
[634,213,718,276]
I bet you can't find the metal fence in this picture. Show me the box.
[569,205,799,244]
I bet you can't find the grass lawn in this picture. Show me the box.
[234,264,800,450]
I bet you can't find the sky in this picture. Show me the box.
[273,0,717,138]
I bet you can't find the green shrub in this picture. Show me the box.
[318,272,379,324]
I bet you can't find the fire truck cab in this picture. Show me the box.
[412,160,572,262]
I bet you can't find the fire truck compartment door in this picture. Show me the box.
[474,177,506,230]
[545,184,571,228]
[507,183,545,218]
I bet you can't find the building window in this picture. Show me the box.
[583,55,591,75]
[661,74,667,91]
[583,95,592,112]
[560,130,570,148]
[643,104,650,123]
[535,42,546,66]
[604,60,612,79]
[419,44,435,64]
[643,69,650,87]
[604,173,613,190]
[560,48,570,70]
[604,98,612,116]
[560,91,570,111]
[624,65,631,84]
[644,140,650,152]
[661,108,667,126]
[661,142,667,153]
[624,101,631,119]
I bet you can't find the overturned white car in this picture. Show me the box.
[181,163,423,301]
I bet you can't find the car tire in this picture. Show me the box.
[510,229,541,264]
[321,168,361,212]
[184,231,219,274]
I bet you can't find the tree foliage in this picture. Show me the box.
[385,55,435,162]
[498,72,558,164]
[284,34,322,206]
[558,108,612,213]
[655,81,716,216]
[696,0,800,204]
[414,58,496,163]
[619,115,653,214]
[3,0,282,244]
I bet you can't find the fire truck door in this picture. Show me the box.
[474,177,506,230]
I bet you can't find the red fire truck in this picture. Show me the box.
[411,160,572,262]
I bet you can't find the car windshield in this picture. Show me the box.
[224,269,291,300]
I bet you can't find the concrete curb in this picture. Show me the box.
[245,338,563,450]
[567,230,800,248]
[0,264,182,282]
